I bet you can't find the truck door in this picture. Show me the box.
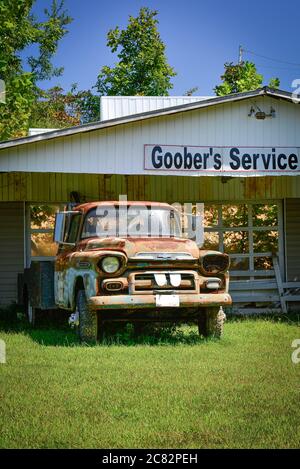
[54,211,82,308]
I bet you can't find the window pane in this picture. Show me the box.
[30,205,61,229]
[253,230,278,253]
[230,257,250,271]
[204,205,218,227]
[223,231,249,254]
[252,204,278,227]
[254,256,273,270]
[65,214,81,243]
[203,231,219,250]
[222,204,248,228]
[31,233,57,257]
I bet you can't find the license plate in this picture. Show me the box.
[156,294,180,307]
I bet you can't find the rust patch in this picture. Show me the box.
[55,201,232,315]
[244,176,275,199]
[244,177,256,199]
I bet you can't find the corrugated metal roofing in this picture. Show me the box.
[1,93,300,177]
[28,128,58,136]
[100,96,211,120]
[0,87,296,150]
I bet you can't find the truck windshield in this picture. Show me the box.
[81,206,182,239]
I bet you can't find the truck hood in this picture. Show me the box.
[80,237,200,259]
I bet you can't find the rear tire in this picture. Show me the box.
[76,290,98,343]
[198,307,226,338]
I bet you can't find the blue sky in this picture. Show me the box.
[31,0,300,96]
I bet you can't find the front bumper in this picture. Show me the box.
[88,292,232,310]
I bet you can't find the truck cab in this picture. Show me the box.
[52,201,231,341]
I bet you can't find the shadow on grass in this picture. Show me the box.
[1,322,210,347]
[1,305,299,348]
[0,310,210,347]
[101,323,209,347]
[226,310,300,325]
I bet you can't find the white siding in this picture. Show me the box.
[0,203,24,307]
[1,97,300,176]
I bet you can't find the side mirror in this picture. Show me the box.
[54,211,80,245]
[54,212,66,243]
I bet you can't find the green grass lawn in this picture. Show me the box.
[0,317,299,449]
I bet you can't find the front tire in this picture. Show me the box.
[76,290,98,343]
[198,307,226,338]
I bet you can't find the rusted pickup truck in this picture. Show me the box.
[21,201,231,341]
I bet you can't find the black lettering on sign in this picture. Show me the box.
[278,154,287,170]
[272,149,276,170]
[151,146,163,168]
[194,153,202,169]
[289,153,298,170]
[149,146,299,173]
[184,147,192,169]
[229,148,240,170]
[252,154,260,170]
[164,152,173,169]
[214,153,222,170]
[242,153,251,170]
[261,153,271,169]
[174,152,183,169]
[203,153,209,169]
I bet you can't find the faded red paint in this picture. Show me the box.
[54,201,232,315]
[77,236,200,258]
[74,200,172,213]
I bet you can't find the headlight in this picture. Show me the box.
[200,253,230,274]
[101,256,120,274]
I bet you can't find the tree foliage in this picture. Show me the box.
[214,61,280,96]
[0,0,72,140]
[95,7,176,96]
[29,85,100,128]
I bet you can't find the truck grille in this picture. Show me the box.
[128,271,199,294]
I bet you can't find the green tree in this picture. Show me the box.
[0,0,72,141]
[214,61,280,96]
[29,84,100,129]
[95,7,176,96]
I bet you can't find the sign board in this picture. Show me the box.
[144,145,300,176]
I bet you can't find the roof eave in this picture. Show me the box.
[0,87,295,150]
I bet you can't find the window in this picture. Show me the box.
[29,204,64,260]
[65,213,82,243]
[81,206,182,239]
[203,202,283,278]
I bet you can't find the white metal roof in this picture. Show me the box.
[1,89,300,178]
[28,128,58,136]
[0,87,297,150]
[100,96,211,120]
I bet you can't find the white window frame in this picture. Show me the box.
[203,200,285,278]
[25,203,66,267]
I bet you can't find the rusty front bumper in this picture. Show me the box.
[88,292,232,310]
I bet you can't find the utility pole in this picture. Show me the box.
[238,45,243,64]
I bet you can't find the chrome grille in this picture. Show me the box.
[131,252,194,261]
[128,271,199,294]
